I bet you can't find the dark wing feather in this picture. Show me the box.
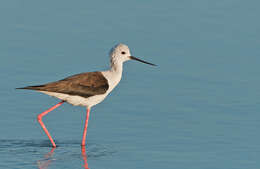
[17,72,109,98]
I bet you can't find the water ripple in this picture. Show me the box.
[0,139,116,158]
[0,139,116,169]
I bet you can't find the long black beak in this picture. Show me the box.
[129,56,157,66]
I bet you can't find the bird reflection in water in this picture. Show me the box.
[37,148,56,169]
[37,146,90,169]
[81,146,90,169]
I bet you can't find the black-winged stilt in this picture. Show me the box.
[17,43,156,147]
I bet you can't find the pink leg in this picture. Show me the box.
[37,101,64,147]
[81,108,90,146]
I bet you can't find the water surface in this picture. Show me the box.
[1,0,260,168]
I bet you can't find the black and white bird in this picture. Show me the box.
[17,43,156,147]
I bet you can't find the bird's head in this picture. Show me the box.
[109,43,156,66]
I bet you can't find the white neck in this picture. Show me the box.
[110,60,123,73]
[101,59,123,95]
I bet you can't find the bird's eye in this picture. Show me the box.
[121,51,126,55]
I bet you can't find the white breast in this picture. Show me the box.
[101,70,122,94]
[40,91,108,107]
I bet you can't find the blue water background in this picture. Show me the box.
[0,0,260,168]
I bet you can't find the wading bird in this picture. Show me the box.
[17,43,156,147]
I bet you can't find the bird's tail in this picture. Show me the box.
[16,85,45,90]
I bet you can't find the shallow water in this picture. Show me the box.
[1,0,260,169]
